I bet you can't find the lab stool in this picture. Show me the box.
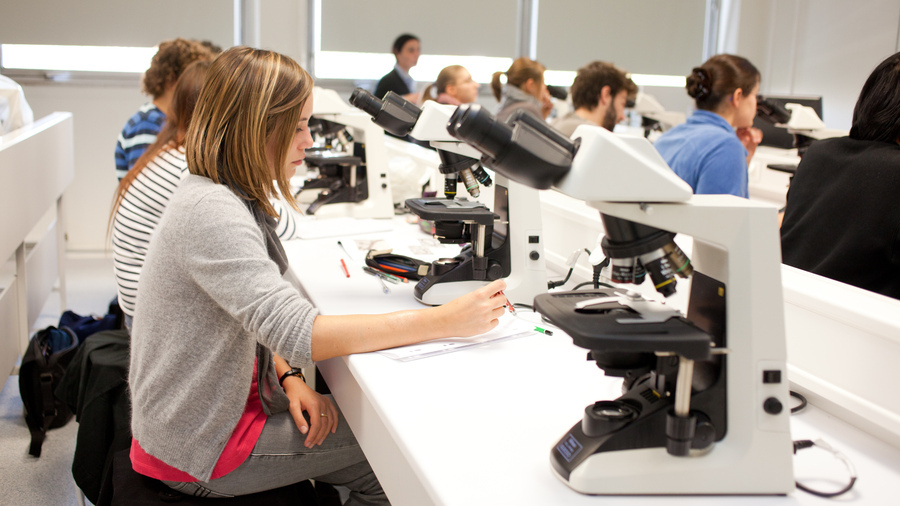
[104,449,321,505]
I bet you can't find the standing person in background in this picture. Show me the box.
[552,61,637,136]
[781,51,900,300]
[653,54,763,198]
[114,38,215,180]
[420,65,480,105]
[492,57,552,122]
[374,34,421,103]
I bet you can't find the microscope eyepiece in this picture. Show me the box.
[756,95,792,125]
[350,88,422,137]
[447,104,513,161]
[447,104,577,190]
[349,88,383,118]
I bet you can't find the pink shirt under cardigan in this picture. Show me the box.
[131,360,267,481]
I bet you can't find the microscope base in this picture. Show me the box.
[554,442,793,495]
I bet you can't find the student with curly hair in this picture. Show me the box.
[552,60,637,136]
[114,38,216,180]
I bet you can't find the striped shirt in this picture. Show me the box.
[112,146,302,316]
[115,103,166,180]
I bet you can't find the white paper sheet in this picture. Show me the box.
[376,314,537,361]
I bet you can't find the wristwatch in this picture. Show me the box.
[278,367,305,385]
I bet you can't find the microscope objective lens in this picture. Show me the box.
[460,169,480,197]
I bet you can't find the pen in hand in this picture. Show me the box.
[500,290,516,316]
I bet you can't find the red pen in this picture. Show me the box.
[500,290,516,315]
[340,258,350,278]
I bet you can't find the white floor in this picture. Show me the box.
[1,252,116,506]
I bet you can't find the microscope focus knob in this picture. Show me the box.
[487,262,505,280]
[763,397,783,415]
[529,251,540,261]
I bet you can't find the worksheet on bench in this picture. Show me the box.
[376,313,536,361]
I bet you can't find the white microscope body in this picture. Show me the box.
[408,102,547,306]
[300,87,394,219]
[447,105,794,495]
[778,102,848,140]
[555,124,794,494]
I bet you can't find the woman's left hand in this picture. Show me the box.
[282,375,339,448]
[737,126,763,163]
[540,86,554,119]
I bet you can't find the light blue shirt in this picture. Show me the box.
[394,63,416,94]
[654,110,748,198]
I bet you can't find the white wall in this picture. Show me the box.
[10,0,900,250]
[14,0,310,252]
[19,83,144,251]
[735,0,900,131]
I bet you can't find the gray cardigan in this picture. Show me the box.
[129,175,317,481]
[496,83,545,123]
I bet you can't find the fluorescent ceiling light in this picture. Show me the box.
[315,51,512,84]
[543,70,577,87]
[1,44,157,73]
[546,70,686,88]
[630,74,687,88]
[315,51,685,89]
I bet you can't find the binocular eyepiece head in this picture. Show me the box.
[446,104,577,190]
[349,88,422,137]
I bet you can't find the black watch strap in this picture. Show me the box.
[279,368,305,385]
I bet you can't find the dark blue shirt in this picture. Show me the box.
[654,110,748,198]
[114,103,165,180]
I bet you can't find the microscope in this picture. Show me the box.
[294,87,394,219]
[448,105,795,495]
[631,92,686,139]
[349,89,547,306]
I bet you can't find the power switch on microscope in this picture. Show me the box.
[528,235,541,261]
[762,370,782,384]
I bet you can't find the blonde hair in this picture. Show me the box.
[491,57,545,101]
[421,65,467,103]
[186,46,313,217]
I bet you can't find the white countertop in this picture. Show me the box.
[282,216,900,505]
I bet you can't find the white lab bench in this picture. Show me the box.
[0,112,74,375]
[282,216,900,505]
[748,145,802,208]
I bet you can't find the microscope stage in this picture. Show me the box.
[534,290,713,361]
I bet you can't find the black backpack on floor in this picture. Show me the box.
[19,325,80,457]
